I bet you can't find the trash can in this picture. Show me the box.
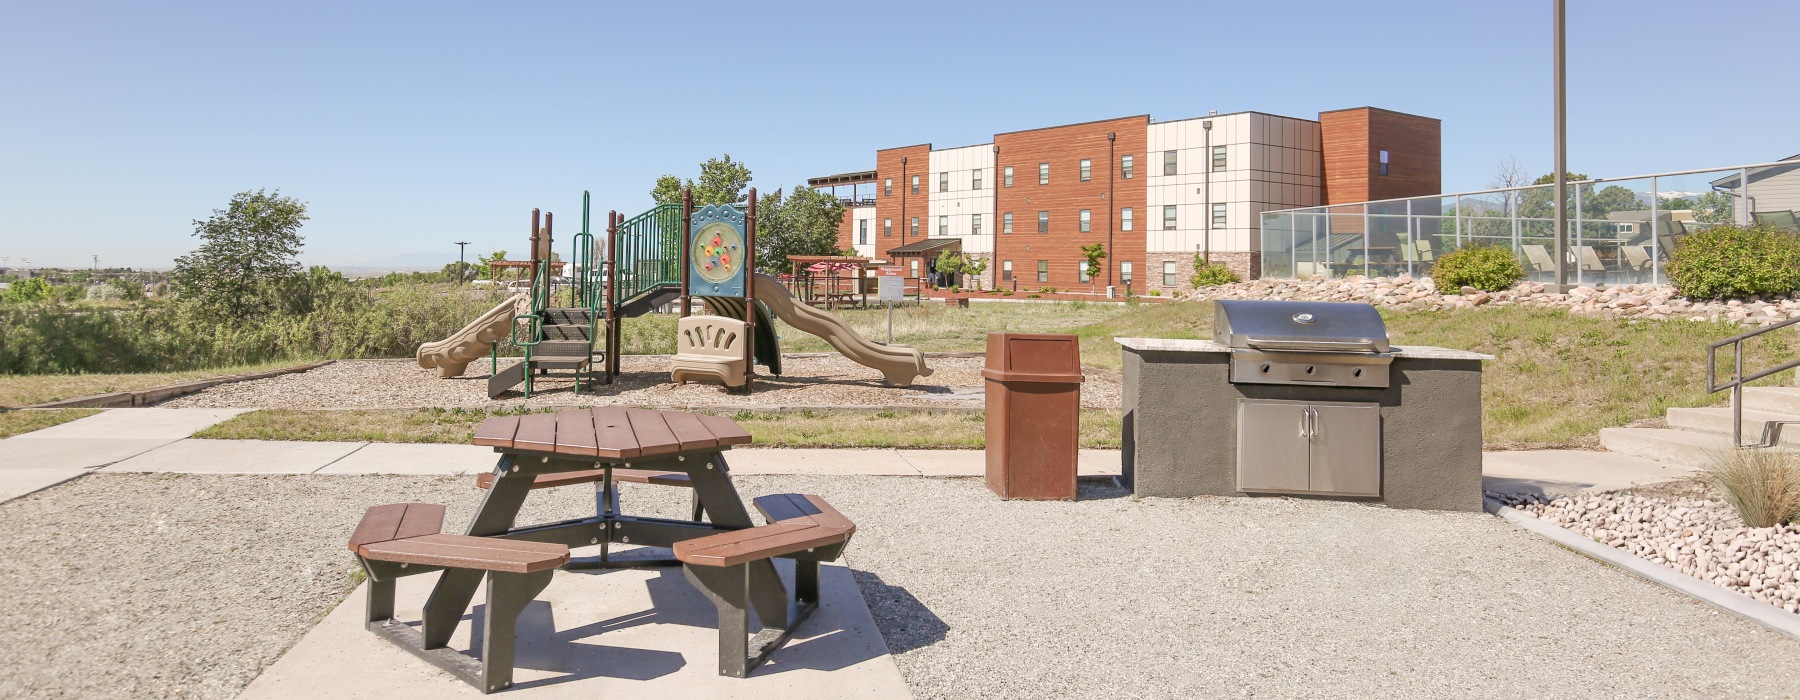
[983,332,1084,500]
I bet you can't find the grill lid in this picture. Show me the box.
[1214,300,1390,354]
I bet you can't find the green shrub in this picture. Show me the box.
[1191,260,1240,288]
[1149,290,1162,297]
[1431,244,1525,292]
[1667,224,1800,300]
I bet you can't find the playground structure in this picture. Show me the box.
[416,189,932,397]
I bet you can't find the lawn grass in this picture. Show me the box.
[0,409,102,438]
[0,361,304,408]
[194,407,1124,449]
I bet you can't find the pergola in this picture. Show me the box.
[786,255,873,309]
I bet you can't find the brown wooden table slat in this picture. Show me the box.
[358,534,568,574]
[625,408,681,456]
[674,523,852,567]
[474,471,606,491]
[554,409,600,456]
[471,416,521,448]
[348,503,408,552]
[591,407,641,459]
[661,411,719,452]
[695,414,754,446]
[612,469,693,487]
[393,503,447,540]
[753,493,816,523]
[513,413,559,452]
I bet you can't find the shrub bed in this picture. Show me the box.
[1667,224,1800,300]
[1431,244,1525,292]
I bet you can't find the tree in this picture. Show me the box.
[1661,196,1697,211]
[651,154,754,207]
[171,189,309,316]
[1519,171,1591,219]
[1693,190,1735,225]
[961,254,989,291]
[935,249,965,287]
[752,186,845,274]
[1079,243,1108,292]
[478,250,509,280]
[4,277,51,303]
[1584,184,1644,218]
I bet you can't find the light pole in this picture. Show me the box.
[1107,131,1116,287]
[1553,0,1568,289]
[453,241,471,285]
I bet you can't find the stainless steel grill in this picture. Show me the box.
[1214,300,1392,389]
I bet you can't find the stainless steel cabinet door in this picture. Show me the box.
[1308,402,1382,496]
[1236,400,1312,493]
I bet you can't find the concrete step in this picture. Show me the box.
[1743,386,1800,414]
[1664,406,1800,446]
[1599,427,1798,467]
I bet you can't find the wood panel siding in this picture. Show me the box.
[1319,107,1440,205]
[993,116,1149,290]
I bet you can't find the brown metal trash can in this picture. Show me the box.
[983,332,1084,500]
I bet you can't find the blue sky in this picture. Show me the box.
[2,0,1795,269]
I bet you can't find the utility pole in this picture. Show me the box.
[453,241,471,284]
[1107,131,1116,286]
[92,255,99,271]
[1553,0,1568,289]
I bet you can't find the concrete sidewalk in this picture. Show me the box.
[0,408,247,500]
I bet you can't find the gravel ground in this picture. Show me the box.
[1492,482,1800,614]
[159,358,1122,410]
[10,474,1800,698]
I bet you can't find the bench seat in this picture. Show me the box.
[358,533,568,573]
[675,494,854,567]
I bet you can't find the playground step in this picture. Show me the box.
[1665,406,1800,446]
[536,340,593,357]
[543,308,594,325]
[541,324,592,341]
[531,358,592,370]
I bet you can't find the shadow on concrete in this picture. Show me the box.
[1482,475,1592,500]
[463,600,690,687]
[851,570,948,654]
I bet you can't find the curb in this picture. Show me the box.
[1485,497,1800,642]
[21,361,335,409]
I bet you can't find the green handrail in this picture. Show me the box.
[614,203,683,305]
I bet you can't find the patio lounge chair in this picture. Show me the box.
[1522,244,1558,277]
[1576,245,1611,283]
[1622,245,1653,273]
[1757,210,1800,232]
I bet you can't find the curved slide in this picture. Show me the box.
[417,293,528,378]
[752,274,932,387]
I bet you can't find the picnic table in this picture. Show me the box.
[349,407,854,691]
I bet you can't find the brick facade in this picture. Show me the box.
[1319,107,1441,205]
[993,116,1149,292]
[875,144,932,260]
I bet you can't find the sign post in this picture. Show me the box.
[878,265,904,344]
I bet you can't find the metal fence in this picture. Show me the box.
[1260,160,1800,284]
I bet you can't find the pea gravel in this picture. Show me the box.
[6,473,1800,699]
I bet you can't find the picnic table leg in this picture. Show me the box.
[423,454,535,649]
[687,452,789,630]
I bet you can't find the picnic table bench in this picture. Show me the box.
[347,407,856,691]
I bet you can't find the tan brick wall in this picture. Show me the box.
[1147,251,1261,292]
[993,116,1149,292]
[875,144,932,258]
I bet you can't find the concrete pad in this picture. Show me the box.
[239,562,911,699]
[103,439,366,474]
[0,437,174,470]
[316,443,499,475]
[0,469,87,502]
[1482,449,1701,498]
[24,408,248,440]
[727,449,918,476]
[1077,449,1123,476]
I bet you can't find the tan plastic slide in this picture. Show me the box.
[752,274,932,387]
[416,293,528,378]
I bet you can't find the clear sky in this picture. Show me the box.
[2,0,1795,270]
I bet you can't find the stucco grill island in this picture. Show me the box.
[1117,300,1492,511]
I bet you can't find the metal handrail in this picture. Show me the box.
[1706,314,1800,448]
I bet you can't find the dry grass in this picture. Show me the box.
[0,409,101,438]
[193,407,1124,450]
[1704,449,1800,527]
[0,361,302,408]
[771,300,1134,354]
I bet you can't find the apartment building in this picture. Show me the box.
[813,106,1439,292]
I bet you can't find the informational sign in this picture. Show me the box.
[877,266,904,277]
[878,275,905,302]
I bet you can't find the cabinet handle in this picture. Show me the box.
[1299,409,1309,438]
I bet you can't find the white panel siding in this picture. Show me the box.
[926,143,996,255]
[1144,113,1322,256]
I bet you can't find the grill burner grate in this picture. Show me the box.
[1214,300,1393,389]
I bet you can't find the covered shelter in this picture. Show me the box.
[884,238,961,287]
[786,255,873,309]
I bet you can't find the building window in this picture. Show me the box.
[883,218,892,237]
[1122,154,1134,179]
[972,214,982,236]
[910,175,919,194]
[911,217,919,237]
[1163,150,1177,176]
[1080,159,1091,182]
[1002,259,1013,281]
[1037,260,1049,283]
[1038,162,1049,185]
[939,172,948,192]
[1163,260,1177,287]
[939,215,948,236]
[859,220,868,244]
[1163,205,1177,230]
[1211,145,1227,172]
[1078,262,1091,284]
[1212,203,1227,227]
[972,168,983,190]
[1003,212,1014,234]
[1004,166,1013,187]
[1079,209,1091,232]
[1379,150,1390,176]
[1121,261,1134,285]
[1037,211,1049,233]
[884,178,892,196]
[910,259,919,277]
[1122,207,1133,231]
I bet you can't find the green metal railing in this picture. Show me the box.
[614,203,683,305]
[572,191,600,311]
